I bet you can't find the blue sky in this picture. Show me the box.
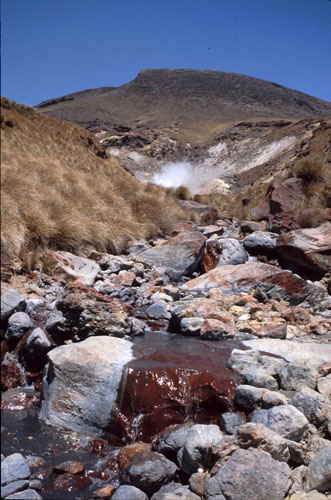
[1,0,331,106]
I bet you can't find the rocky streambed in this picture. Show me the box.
[1,212,331,499]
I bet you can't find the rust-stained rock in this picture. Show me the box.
[183,262,326,306]
[117,442,152,470]
[277,222,331,277]
[179,200,218,223]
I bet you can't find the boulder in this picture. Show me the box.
[5,490,42,499]
[243,231,278,256]
[39,250,100,286]
[177,424,224,474]
[279,359,322,391]
[306,446,331,492]
[0,480,30,498]
[234,385,266,411]
[1,453,30,486]
[1,285,26,324]
[135,231,206,279]
[183,262,325,306]
[251,405,309,442]
[240,221,266,234]
[237,423,290,462]
[19,328,53,372]
[179,200,218,223]
[112,485,148,500]
[277,223,331,277]
[5,312,33,344]
[205,448,291,500]
[270,177,305,214]
[290,388,330,428]
[250,201,270,222]
[155,423,194,461]
[120,451,178,496]
[219,412,246,435]
[243,367,278,391]
[243,339,331,363]
[48,282,132,341]
[151,482,200,500]
[200,238,247,273]
[40,336,133,436]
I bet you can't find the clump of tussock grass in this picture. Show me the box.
[1,98,187,261]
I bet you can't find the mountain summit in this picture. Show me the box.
[36,69,331,142]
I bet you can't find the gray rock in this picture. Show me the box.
[227,349,261,375]
[205,448,291,500]
[243,339,331,363]
[317,373,331,397]
[290,388,330,428]
[120,452,178,496]
[243,367,278,391]
[135,231,206,280]
[180,317,204,336]
[219,412,246,435]
[129,317,146,336]
[1,454,5,462]
[238,422,290,462]
[5,489,42,499]
[1,453,30,486]
[251,405,309,442]
[151,482,201,500]
[262,391,288,409]
[146,300,171,319]
[306,446,331,492]
[40,336,133,436]
[215,238,247,266]
[177,424,223,475]
[21,328,53,370]
[25,299,44,314]
[156,423,194,459]
[1,480,29,498]
[40,250,100,286]
[234,385,266,411]
[6,312,32,343]
[1,285,26,323]
[244,231,278,254]
[279,359,322,391]
[112,485,148,500]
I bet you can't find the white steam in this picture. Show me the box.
[152,162,195,189]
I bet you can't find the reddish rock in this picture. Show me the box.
[112,332,241,443]
[266,213,300,234]
[200,319,235,339]
[277,222,331,277]
[1,389,40,410]
[171,221,196,236]
[117,442,152,470]
[52,473,92,492]
[183,262,326,306]
[93,486,116,499]
[250,201,270,222]
[135,231,206,279]
[1,348,26,390]
[270,177,305,214]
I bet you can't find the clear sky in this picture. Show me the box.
[1,0,331,106]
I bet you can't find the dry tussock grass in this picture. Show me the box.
[1,98,186,261]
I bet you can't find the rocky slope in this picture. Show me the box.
[35,70,331,198]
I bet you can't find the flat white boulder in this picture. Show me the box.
[40,336,133,436]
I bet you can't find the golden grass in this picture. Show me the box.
[1,98,186,261]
